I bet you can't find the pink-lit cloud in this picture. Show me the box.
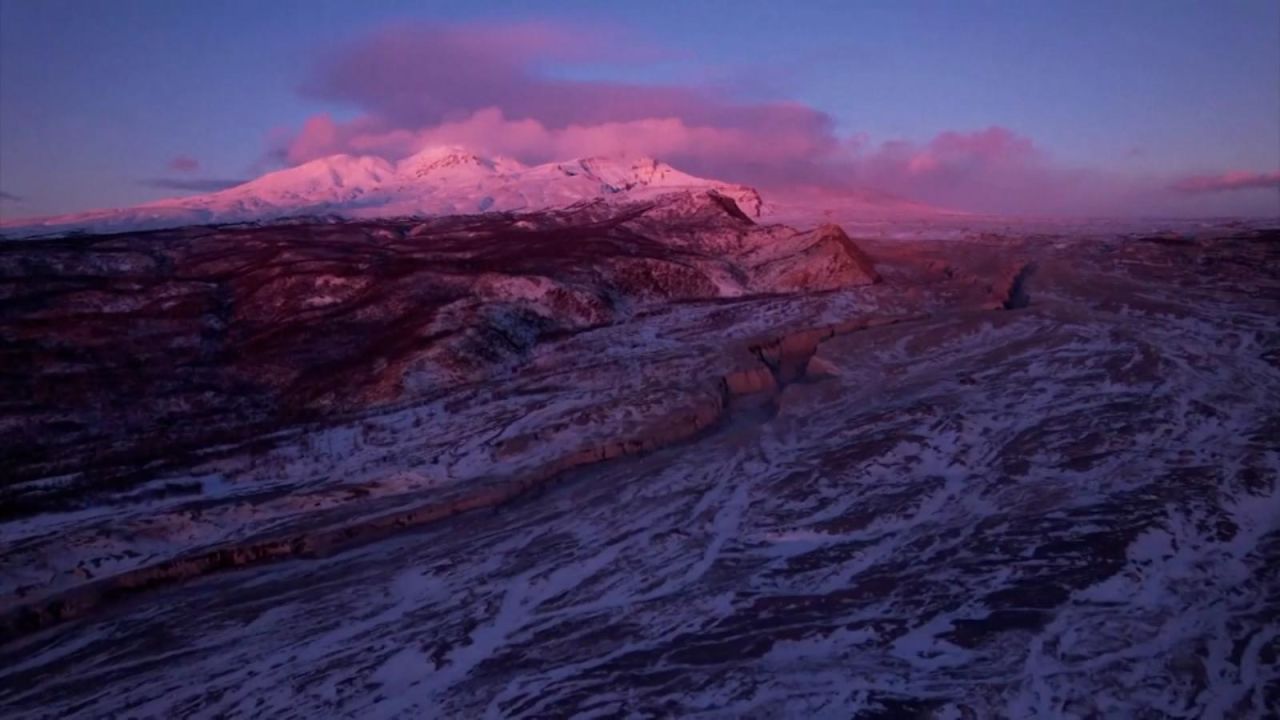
[845,127,1050,209]
[1170,170,1280,193]
[263,21,1280,217]
[168,155,200,173]
[272,21,840,185]
[277,108,837,186]
[300,22,826,134]
[825,126,1169,215]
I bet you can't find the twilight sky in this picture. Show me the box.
[1,0,1278,218]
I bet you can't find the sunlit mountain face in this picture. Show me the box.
[1,2,1278,719]
[0,149,768,237]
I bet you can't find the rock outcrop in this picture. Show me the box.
[0,192,877,498]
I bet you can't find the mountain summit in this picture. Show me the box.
[0,148,766,237]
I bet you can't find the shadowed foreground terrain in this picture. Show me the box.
[0,198,1277,718]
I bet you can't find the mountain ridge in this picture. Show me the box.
[0,148,950,238]
[0,149,768,238]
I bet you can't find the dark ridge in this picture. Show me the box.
[705,191,754,224]
[1002,262,1037,309]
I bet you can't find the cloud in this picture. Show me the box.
[1170,170,1280,193]
[150,155,244,193]
[299,21,795,130]
[835,126,1118,215]
[168,155,200,173]
[831,127,1279,216]
[141,178,246,192]
[0,191,21,202]
[272,21,839,185]
[258,20,1277,217]
[277,108,839,186]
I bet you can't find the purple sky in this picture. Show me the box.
[1,0,1277,218]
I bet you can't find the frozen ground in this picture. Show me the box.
[0,217,1277,719]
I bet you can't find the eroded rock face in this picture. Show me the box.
[747,223,882,292]
[0,191,876,498]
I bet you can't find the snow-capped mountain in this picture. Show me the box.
[0,147,767,237]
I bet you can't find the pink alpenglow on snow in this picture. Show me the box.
[0,150,784,237]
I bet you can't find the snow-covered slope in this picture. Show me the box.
[0,147,768,237]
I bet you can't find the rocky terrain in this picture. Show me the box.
[0,194,1277,718]
[0,190,876,505]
